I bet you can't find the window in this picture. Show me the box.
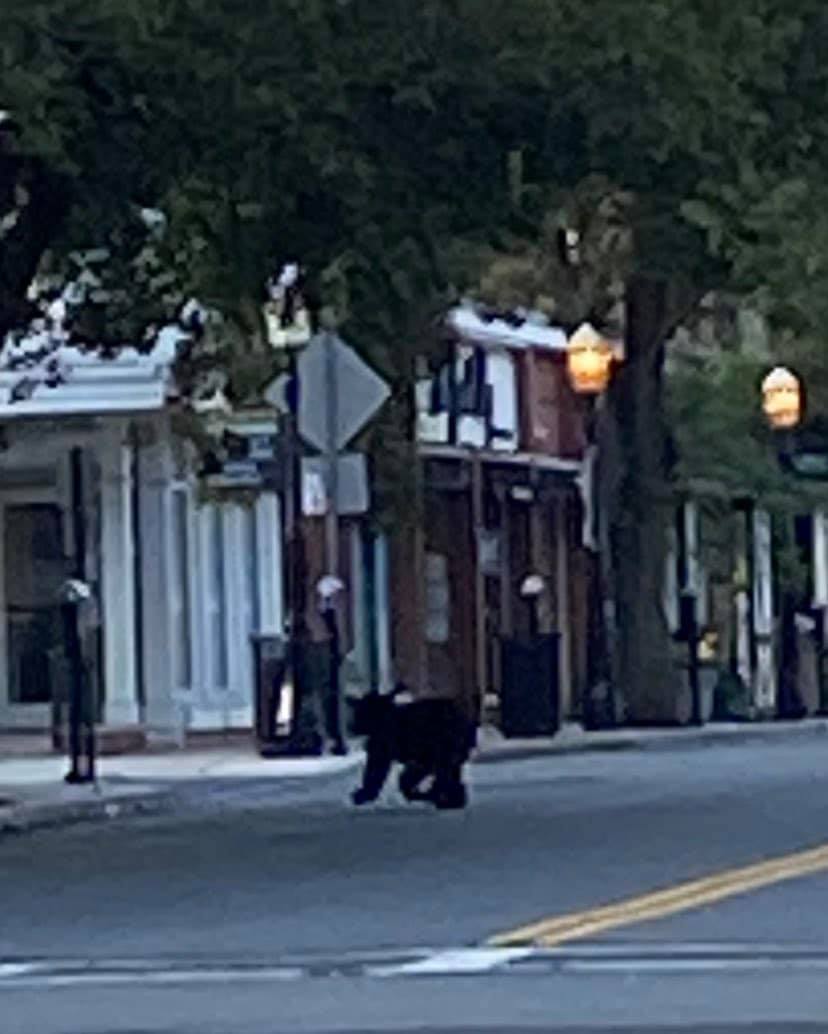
[171,490,192,689]
[4,504,64,704]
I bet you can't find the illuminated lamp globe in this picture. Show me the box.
[566,323,615,395]
[761,366,802,430]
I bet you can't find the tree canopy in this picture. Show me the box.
[6,1,828,356]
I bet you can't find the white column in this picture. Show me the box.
[735,590,752,689]
[683,500,701,597]
[99,427,139,726]
[752,507,777,713]
[374,533,393,692]
[576,446,598,551]
[195,504,217,696]
[137,435,176,736]
[813,509,828,608]
[224,503,250,721]
[255,492,284,636]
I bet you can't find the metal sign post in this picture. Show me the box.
[63,447,95,784]
[267,331,389,753]
[322,331,344,751]
[323,331,340,616]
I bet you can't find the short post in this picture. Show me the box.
[520,574,545,643]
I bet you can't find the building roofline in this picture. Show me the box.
[448,305,568,353]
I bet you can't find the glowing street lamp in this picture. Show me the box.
[565,322,621,728]
[761,366,802,430]
[566,322,616,396]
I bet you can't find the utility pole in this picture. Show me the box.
[321,329,346,753]
[64,447,95,783]
[264,262,321,755]
[266,287,389,753]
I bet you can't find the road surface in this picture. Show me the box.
[3,736,828,1032]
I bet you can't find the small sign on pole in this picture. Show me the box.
[301,453,369,517]
[302,469,328,516]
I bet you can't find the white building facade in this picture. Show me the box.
[0,345,284,741]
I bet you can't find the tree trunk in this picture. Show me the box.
[388,514,428,695]
[606,276,676,722]
[0,153,69,339]
[378,379,428,696]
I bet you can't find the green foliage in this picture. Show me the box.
[6,1,828,359]
[470,0,828,349]
[3,2,545,367]
[667,328,828,516]
[6,0,828,500]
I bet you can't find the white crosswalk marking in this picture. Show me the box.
[368,947,533,977]
[0,963,38,978]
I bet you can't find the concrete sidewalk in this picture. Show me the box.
[473,716,828,763]
[0,747,364,835]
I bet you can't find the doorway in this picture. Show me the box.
[0,498,66,728]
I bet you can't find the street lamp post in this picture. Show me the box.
[566,323,616,399]
[761,365,803,720]
[264,265,321,755]
[566,323,619,727]
[761,366,802,433]
[62,447,94,783]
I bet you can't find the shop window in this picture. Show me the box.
[4,504,64,704]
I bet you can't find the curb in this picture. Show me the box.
[472,738,638,765]
[0,789,176,836]
[0,755,365,837]
[473,719,828,765]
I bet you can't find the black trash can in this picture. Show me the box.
[251,633,287,748]
[499,632,560,737]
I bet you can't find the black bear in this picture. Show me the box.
[350,688,476,810]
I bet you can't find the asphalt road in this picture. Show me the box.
[3,736,828,1032]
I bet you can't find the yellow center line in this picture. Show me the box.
[487,842,828,948]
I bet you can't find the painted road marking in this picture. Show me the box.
[6,945,828,986]
[0,966,305,989]
[557,956,828,975]
[488,842,828,948]
[0,963,38,979]
[368,947,533,977]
